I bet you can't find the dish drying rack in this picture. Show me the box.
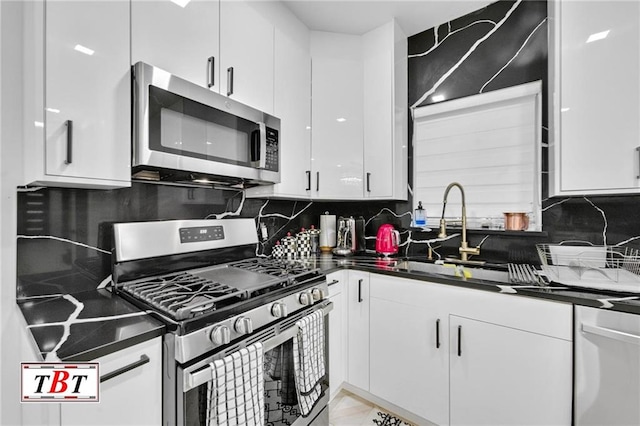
[536,243,640,293]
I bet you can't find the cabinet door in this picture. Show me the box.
[346,271,369,391]
[44,0,130,186]
[61,337,162,426]
[363,20,408,200]
[246,25,312,199]
[369,275,450,424]
[554,0,640,194]
[310,31,364,199]
[363,22,394,199]
[131,0,220,89]
[220,1,274,114]
[327,272,347,399]
[449,316,572,426]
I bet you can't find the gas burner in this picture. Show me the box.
[228,258,318,279]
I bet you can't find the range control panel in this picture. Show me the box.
[179,226,225,243]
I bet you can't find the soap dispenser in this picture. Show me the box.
[414,201,427,227]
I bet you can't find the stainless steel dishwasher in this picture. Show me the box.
[575,305,640,425]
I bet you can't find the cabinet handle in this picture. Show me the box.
[366,172,371,192]
[582,323,640,345]
[306,170,311,191]
[100,354,150,383]
[358,279,363,303]
[457,325,462,357]
[207,56,215,88]
[227,67,234,96]
[436,319,441,349]
[636,147,640,179]
[65,120,73,164]
[316,171,320,191]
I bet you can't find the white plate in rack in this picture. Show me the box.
[542,265,640,293]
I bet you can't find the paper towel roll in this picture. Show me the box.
[319,214,336,252]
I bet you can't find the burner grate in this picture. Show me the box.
[122,271,245,320]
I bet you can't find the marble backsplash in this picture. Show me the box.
[16,182,640,298]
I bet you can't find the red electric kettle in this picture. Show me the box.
[376,224,400,256]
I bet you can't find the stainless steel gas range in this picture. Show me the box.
[112,218,331,426]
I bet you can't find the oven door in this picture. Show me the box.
[178,301,332,426]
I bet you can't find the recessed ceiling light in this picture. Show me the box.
[34,121,44,128]
[586,30,610,43]
[170,0,191,7]
[561,108,571,112]
[74,44,94,56]
[336,117,346,123]
[46,108,60,113]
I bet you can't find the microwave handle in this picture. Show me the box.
[251,122,267,169]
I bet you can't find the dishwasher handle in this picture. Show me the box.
[582,323,640,346]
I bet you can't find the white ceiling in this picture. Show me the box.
[280,0,495,37]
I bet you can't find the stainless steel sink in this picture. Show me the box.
[395,260,509,283]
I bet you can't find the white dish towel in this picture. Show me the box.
[207,342,265,426]
[293,309,326,416]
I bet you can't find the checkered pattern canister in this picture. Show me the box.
[296,229,312,258]
[282,233,297,260]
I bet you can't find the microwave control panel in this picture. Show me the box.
[265,128,279,172]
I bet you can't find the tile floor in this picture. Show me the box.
[328,389,412,425]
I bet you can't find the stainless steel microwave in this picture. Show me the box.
[132,62,280,188]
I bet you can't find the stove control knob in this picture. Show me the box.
[311,288,325,301]
[271,302,288,318]
[234,317,253,335]
[298,291,313,306]
[209,325,231,346]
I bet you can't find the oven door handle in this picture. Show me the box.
[184,301,333,392]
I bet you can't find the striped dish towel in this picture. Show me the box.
[206,342,265,426]
[293,309,326,416]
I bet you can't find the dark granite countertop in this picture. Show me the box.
[312,253,640,316]
[18,252,640,363]
[17,270,165,362]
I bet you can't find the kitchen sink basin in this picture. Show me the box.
[395,260,509,283]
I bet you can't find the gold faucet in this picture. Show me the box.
[438,182,480,262]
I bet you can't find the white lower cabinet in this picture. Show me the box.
[366,274,573,426]
[449,315,573,426]
[327,271,348,399]
[346,271,370,392]
[60,337,162,426]
[369,274,450,424]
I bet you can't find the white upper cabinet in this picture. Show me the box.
[550,0,640,195]
[245,7,312,199]
[132,0,273,114]
[23,0,131,189]
[131,0,220,89]
[311,31,365,200]
[219,1,275,115]
[363,20,408,200]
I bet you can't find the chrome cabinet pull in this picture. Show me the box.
[357,279,363,303]
[457,325,462,357]
[636,147,640,179]
[306,170,311,191]
[65,120,73,164]
[436,319,441,349]
[100,354,150,383]
[316,171,320,191]
[207,56,215,88]
[582,323,640,345]
[366,172,371,192]
[227,67,234,96]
